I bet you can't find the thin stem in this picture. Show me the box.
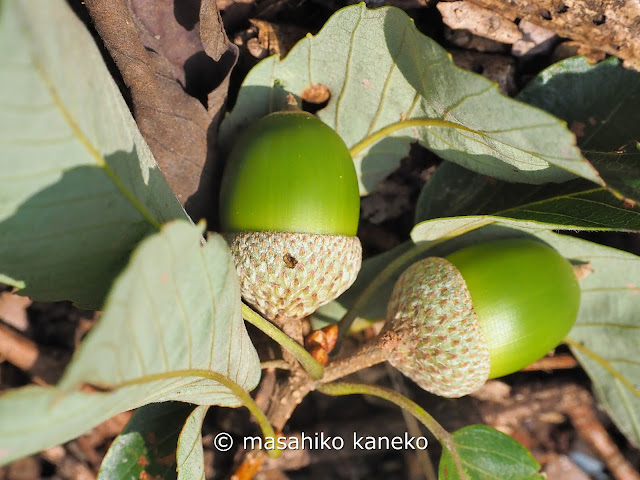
[387,366,437,480]
[264,330,400,431]
[260,360,292,371]
[115,369,280,458]
[242,304,324,380]
[35,61,162,231]
[349,118,475,158]
[321,330,400,383]
[316,382,467,480]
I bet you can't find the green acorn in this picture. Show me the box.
[219,111,362,323]
[384,238,581,397]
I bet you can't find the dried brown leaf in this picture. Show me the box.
[84,0,238,224]
[200,0,228,61]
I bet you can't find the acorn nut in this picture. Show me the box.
[219,111,362,324]
[384,238,581,398]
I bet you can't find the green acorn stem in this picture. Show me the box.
[242,304,324,380]
[316,382,464,477]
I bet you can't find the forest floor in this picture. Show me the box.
[1,1,640,479]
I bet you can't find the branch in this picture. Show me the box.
[0,322,69,385]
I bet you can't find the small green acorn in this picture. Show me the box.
[219,111,362,324]
[384,238,581,397]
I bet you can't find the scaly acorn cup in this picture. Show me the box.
[219,111,362,324]
[384,238,581,398]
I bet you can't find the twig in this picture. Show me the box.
[0,321,68,385]
[567,404,640,480]
[266,371,314,432]
[322,331,400,384]
[521,353,578,371]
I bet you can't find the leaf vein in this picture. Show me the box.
[366,22,409,137]
[141,249,171,372]
[167,232,193,369]
[334,12,363,132]
[198,246,218,372]
[441,86,492,122]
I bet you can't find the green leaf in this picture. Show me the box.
[220,4,600,195]
[0,0,187,309]
[417,58,640,234]
[98,403,196,480]
[537,231,640,446]
[0,220,261,465]
[176,405,209,480]
[415,161,640,231]
[518,56,640,203]
[439,425,543,480]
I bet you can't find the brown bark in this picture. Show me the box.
[467,0,640,70]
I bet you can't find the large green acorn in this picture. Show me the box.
[384,238,581,397]
[219,111,362,324]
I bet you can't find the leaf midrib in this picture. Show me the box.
[32,58,162,230]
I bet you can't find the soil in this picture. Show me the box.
[2,1,640,479]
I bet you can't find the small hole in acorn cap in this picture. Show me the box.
[301,83,331,113]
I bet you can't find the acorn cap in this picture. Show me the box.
[384,257,491,398]
[225,231,362,322]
